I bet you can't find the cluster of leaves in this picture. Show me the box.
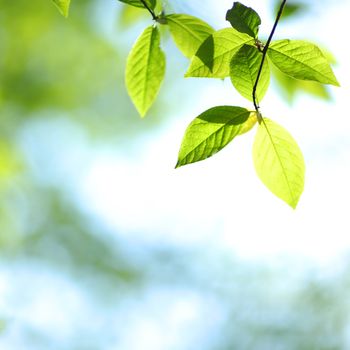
[52,0,339,208]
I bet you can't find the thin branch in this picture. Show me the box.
[252,0,287,117]
[139,0,158,21]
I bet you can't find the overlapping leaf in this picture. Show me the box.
[226,2,261,38]
[176,106,250,167]
[268,40,339,86]
[238,111,258,135]
[166,14,214,58]
[185,28,254,78]
[118,0,156,10]
[52,0,71,17]
[230,44,270,102]
[126,26,165,117]
[253,118,305,208]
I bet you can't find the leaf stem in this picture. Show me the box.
[139,0,158,21]
[252,0,287,118]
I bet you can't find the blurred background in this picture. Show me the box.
[1,0,350,349]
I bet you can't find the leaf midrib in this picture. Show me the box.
[261,119,295,205]
[167,15,209,43]
[268,44,336,84]
[180,110,248,164]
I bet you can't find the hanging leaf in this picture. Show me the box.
[253,118,305,208]
[185,28,254,78]
[230,44,270,102]
[52,0,71,17]
[226,2,261,38]
[166,14,214,58]
[238,111,258,135]
[126,26,165,117]
[176,106,250,167]
[268,40,339,86]
[118,0,156,10]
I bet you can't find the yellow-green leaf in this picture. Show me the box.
[238,111,258,135]
[126,26,165,117]
[52,0,71,17]
[166,14,214,58]
[268,40,339,86]
[230,44,270,102]
[185,28,254,78]
[176,106,250,167]
[253,118,305,208]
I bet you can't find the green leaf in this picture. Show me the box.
[272,65,331,103]
[118,0,156,10]
[165,14,214,58]
[230,44,270,102]
[253,118,305,208]
[238,111,258,135]
[185,28,254,78]
[226,2,261,38]
[126,26,165,117]
[52,0,71,17]
[176,106,250,167]
[268,40,339,86]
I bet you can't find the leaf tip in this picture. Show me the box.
[175,161,182,169]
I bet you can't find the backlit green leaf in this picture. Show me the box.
[118,0,156,10]
[185,28,254,78]
[268,40,339,86]
[230,44,270,102]
[176,106,250,167]
[52,0,71,17]
[272,65,331,103]
[226,2,261,38]
[253,118,305,208]
[166,14,214,58]
[126,26,165,117]
[238,111,258,135]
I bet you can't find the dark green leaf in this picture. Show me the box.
[226,2,261,38]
